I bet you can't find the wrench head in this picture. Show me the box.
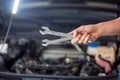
[39,26,50,35]
[41,26,50,31]
[42,39,49,46]
[39,30,46,35]
[42,44,49,46]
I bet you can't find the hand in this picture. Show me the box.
[70,24,101,44]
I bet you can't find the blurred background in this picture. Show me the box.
[0,0,119,80]
[0,0,118,40]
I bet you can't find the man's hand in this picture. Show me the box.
[70,24,101,44]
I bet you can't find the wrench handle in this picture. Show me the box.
[42,37,72,46]
[47,31,72,37]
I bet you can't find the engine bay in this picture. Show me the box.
[0,38,118,80]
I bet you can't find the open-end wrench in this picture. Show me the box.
[39,26,73,46]
[39,26,72,37]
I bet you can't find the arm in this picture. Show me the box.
[97,18,120,36]
[70,18,120,44]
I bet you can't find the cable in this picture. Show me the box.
[3,14,14,43]
[0,14,14,53]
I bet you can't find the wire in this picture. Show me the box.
[3,14,14,43]
[0,14,14,53]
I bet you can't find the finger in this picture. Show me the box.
[78,32,88,43]
[73,28,84,34]
[83,35,90,44]
[69,26,85,35]
[73,31,78,38]
[69,31,78,38]
[71,34,81,44]
[89,35,95,41]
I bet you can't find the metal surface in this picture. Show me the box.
[39,26,73,46]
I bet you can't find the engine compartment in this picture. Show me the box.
[0,38,118,80]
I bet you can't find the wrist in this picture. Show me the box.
[96,23,105,37]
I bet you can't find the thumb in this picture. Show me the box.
[69,31,77,38]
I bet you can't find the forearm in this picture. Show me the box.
[97,18,120,36]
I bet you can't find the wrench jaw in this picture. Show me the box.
[42,43,49,46]
[42,26,50,31]
[42,39,49,46]
[39,26,50,35]
[39,30,46,35]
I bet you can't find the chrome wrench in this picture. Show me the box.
[39,26,73,46]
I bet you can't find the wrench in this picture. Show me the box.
[39,26,73,46]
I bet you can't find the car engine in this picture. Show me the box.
[0,38,117,80]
